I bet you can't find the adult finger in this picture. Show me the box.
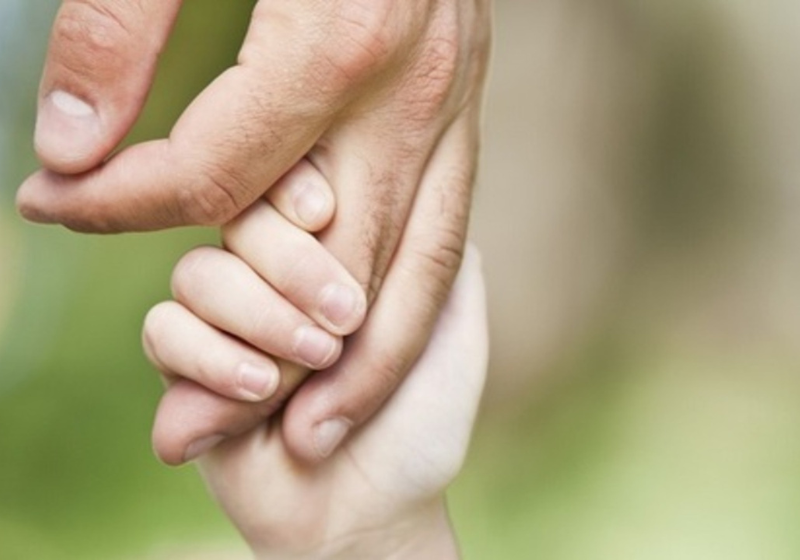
[35,0,184,174]
[148,125,437,465]
[149,240,481,468]
[348,244,488,495]
[307,124,431,306]
[171,246,341,370]
[222,201,367,336]
[150,114,477,466]
[149,245,485,468]
[18,1,400,232]
[143,301,281,403]
[283,115,479,462]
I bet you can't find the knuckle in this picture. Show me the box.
[315,1,400,88]
[423,234,465,276]
[407,222,468,308]
[179,170,245,226]
[412,235,465,302]
[412,166,473,289]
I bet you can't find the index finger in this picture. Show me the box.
[17,62,329,232]
[18,0,389,232]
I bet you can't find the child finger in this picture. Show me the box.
[223,202,367,336]
[143,301,281,402]
[170,246,342,370]
[265,158,335,232]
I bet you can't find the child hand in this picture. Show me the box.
[181,248,487,559]
[143,159,367,461]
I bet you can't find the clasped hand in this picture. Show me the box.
[145,187,488,557]
[18,0,492,465]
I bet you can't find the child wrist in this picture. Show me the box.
[253,499,459,560]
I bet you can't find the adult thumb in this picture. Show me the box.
[35,0,183,174]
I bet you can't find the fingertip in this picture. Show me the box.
[292,179,335,232]
[152,413,188,467]
[36,0,184,174]
[312,417,352,460]
[281,373,355,464]
[280,417,351,465]
[281,403,332,465]
[151,380,223,467]
[236,362,281,402]
[16,169,111,232]
[34,90,106,175]
[152,422,189,468]
[293,325,343,370]
[153,447,186,468]
[267,159,336,233]
[319,283,368,335]
[15,172,55,225]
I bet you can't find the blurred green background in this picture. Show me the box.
[3,1,800,558]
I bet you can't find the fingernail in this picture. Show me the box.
[314,418,351,459]
[293,182,328,227]
[320,284,364,331]
[293,325,339,369]
[237,362,279,401]
[35,90,102,167]
[184,435,225,463]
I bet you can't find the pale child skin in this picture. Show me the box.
[143,164,489,558]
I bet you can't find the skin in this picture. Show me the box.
[149,237,489,559]
[144,174,359,409]
[17,0,492,464]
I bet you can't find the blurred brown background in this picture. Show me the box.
[2,1,800,558]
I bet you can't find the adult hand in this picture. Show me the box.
[193,248,488,560]
[20,0,492,462]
